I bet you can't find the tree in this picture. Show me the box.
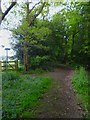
[0,0,49,24]
[0,0,49,71]
[23,1,47,71]
[61,2,90,67]
[50,1,90,67]
[11,1,90,70]
[12,18,52,70]
[50,11,69,64]
[12,1,51,71]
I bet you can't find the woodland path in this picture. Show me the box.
[33,67,85,118]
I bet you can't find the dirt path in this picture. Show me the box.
[34,68,84,118]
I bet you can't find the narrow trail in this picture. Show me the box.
[34,67,84,118]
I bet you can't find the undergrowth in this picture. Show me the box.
[2,71,52,119]
[72,67,89,118]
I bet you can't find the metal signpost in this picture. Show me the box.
[5,48,10,80]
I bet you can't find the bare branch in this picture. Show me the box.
[2,2,17,21]
[29,2,46,26]
[29,1,40,14]
[2,2,17,20]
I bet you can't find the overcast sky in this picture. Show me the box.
[0,29,15,60]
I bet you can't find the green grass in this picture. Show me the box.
[29,68,47,74]
[2,71,52,119]
[17,67,47,75]
[72,67,89,118]
[2,71,20,81]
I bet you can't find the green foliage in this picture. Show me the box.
[2,71,20,81]
[72,67,89,116]
[12,18,52,70]
[31,55,50,67]
[11,2,90,70]
[2,74,52,119]
[29,68,46,74]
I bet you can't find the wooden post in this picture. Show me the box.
[15,60,18,70]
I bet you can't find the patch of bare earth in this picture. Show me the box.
[33,68,85,118]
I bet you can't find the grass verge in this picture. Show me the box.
[72,67,89,118]
[2,71,52,119]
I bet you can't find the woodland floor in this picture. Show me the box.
[32,67,86,118]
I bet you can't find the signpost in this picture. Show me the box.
[5,48,10,80]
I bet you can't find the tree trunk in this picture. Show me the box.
[63,40,67,64]
[23,43,29,72]
[23,2,30,72]
[71,33,75,60]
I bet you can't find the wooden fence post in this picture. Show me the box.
[15,60,18,70]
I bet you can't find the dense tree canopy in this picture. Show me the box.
[2,1,90,71]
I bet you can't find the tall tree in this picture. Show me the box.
[12,18,51,70]
[23,1,46,71]
[12,1,50,71]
